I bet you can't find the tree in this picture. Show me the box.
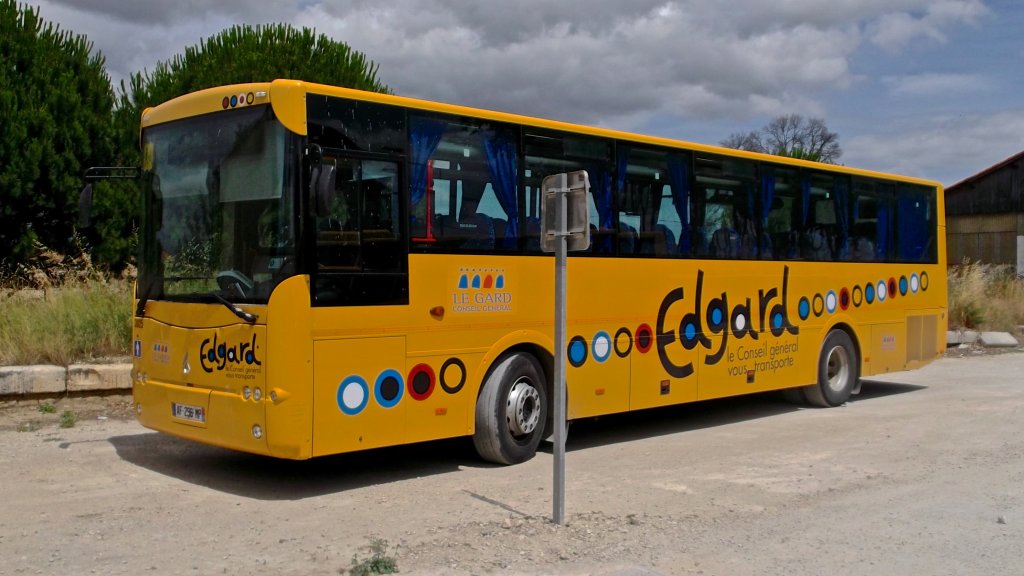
[721,114,841,163]
[0,0,113,267]
[95,23,390,270]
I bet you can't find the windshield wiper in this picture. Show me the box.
[209,292,258,324]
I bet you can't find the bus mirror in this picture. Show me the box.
[78,184,94,228]
[315,163,337,217]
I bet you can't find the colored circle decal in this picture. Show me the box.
[825,291,838,314]
[798,297,811,320]
[614,327,633,358]
[899,276,908,296]
[374,369,403,408]
[877,280,887,302]
[635,324,654,354]
[710,307,723,326]
[733,311,747,332]
[921,271,929,291]
[440,358,466,394]
[568,336,588,367]
[337,376,369,416]
[772,311,784,330]
[888,278,897,299]
[852,285,863,307]
[910,273,920,293]
[865,282,875,304]
[813,294,825,316]
[407,363,435,401]
[592,331,612,363]
[839,287,850,311]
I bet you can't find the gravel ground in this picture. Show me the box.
[0,352,1022,575]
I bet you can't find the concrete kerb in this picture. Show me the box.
[0,364,131,397]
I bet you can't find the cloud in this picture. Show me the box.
[869,0,988,51]
[844,109,1024,184]
[295,1,868,128]
[883,72,994,97]
[42,0,296,25]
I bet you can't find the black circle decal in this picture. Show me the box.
[614,327,633,358]
[379,376,400,402]
[440,358,466,394]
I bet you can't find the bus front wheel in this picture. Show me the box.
[473,353,549,465]
[803,329,859,407]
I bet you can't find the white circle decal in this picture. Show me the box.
[342,381,365,410]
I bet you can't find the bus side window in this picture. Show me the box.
[524,130,612,254]
[409,115,519,252]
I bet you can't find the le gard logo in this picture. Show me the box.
[451,267,512,313]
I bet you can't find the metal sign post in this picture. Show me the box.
[540,171,590,525]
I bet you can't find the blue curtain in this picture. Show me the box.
[832,177,850,259]
[760,168,775,256]
[898,194,929,261]
[409,117,447,208]
[616,144,629,199]
[800,177,811,227]
[588,162,613,253]
[876,202,891,260]
[666,154,691,254]
[482,128,519,246]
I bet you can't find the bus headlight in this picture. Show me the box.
[251,424,263,439]
[242,386,251,400]
[253,387,262,401]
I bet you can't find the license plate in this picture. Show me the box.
[171,402,205,423]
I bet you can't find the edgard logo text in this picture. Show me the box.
[452,268,512,313]
[199,333,262,374]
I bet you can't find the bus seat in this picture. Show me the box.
[525,217,541,252]
[458,213,495,250]
[617,222,637,255]
[491,217,510,248]
[711,226,740,259]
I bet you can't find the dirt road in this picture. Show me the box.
[1,352,1022,575]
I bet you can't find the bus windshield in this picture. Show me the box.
[138,105,298,306]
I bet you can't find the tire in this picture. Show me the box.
[473,353,549,465]
[802,329,859,408]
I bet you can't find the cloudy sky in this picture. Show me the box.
[34,0,1024,186]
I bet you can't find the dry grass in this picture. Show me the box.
[947,261,1024,332]
[0,244,133,366]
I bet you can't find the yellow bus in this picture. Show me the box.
[129,80,946,464]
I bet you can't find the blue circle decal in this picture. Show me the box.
[865,282,875,303]
[337,376,369,416]
[374,369,403,408]
[798,297,810,320]
[899,276,908,295]
[568,336,588,368]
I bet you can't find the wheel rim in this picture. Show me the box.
[506,377,541,437]
[825,345,850,393]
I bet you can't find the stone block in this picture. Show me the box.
[0,365,66,395]
[947,331,962,346]
[961,330,980,344]
[978,332,1020,348]
[67,363,132,392]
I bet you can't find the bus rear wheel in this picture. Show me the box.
[803,329,858,407]
[473,353,548,465]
